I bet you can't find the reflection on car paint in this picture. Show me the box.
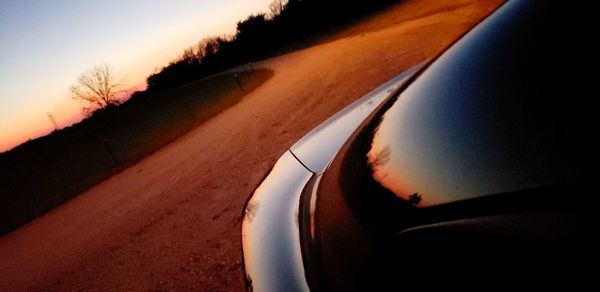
[241,151,312,292]
[367,0,596,207]
[242,63,426,291]
[290,63,425,174]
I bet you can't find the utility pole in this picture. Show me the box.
[47,112,59,131]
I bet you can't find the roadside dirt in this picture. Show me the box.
[0,1,503,291]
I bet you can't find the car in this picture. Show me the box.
[241,0,598,291]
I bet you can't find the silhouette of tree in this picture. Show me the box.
[368,146,392,168]
[70,64,121,113]
[236,14,269,42]
[181,37,222,65]
[408,193,422,206]
[268,0,287,19]
[244,201,259,223]
[144,0,397,95]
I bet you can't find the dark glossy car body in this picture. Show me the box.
[242,0,598,291]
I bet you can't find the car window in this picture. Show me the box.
[367,0,597,207]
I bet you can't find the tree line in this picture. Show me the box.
[136,0,397,99]
[70,0,397,113]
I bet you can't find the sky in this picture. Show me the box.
[0,0,274,152]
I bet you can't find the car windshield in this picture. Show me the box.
[367,0,597,207]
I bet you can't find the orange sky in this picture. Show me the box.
[0,0,275,152]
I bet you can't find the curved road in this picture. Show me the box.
[0,1,502,290]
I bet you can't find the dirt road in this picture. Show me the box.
[0,1,502,291]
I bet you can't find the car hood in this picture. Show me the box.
[289,62,425,174]
[241,62,424,292]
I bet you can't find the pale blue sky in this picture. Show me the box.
[0,0,274,151]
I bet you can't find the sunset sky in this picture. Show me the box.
[0,0,274,152]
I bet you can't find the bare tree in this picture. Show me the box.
[70,64,121,113]
[268,0,287,19]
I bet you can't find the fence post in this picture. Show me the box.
[103,138,118,167]
[234,73,244,91]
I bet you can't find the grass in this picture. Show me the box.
[0,69,273,234]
